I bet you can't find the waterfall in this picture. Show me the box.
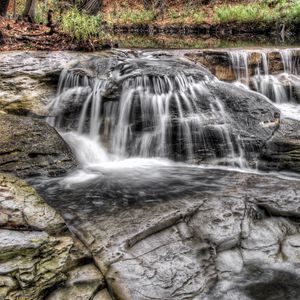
[229,51,250,85]
[228,49,299,104]
[49,57,248,168]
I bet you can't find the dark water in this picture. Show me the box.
[111,33,300,49]
[32,162,235,217]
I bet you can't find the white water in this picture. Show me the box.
[228,49,300,120]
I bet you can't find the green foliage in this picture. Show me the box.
[214,0,300,24]
[284,0,300,22]
[214,3,280,23]
[61,8,102,41]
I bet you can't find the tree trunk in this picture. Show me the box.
[79,0,102,15]
[13,0,16,17]
[22,0,36,22]
[0,0,10,17]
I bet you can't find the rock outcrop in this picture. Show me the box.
[0,173,111,300]
[0,52,100,116]
[0,113,77,177]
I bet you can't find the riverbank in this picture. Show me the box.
[1,19,300,52]
[1,0,300,51]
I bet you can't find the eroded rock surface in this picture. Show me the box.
[0,173,109,300]
[0,113,77,177]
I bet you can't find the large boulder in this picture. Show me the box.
[0,173,110,300]
[258,118,300,172]
[0,113,77,177]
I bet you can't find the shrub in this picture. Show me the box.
[214,3,280,23]
[284,0,300,22]
[61,8,102,41]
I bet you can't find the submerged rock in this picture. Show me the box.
[51,55,279,166]
[0,113,77,177]
[185,49,300,82]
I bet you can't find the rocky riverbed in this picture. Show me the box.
[0,50,300,300]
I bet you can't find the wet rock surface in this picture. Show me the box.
[259,118,300,172]
[0,113,77,177]
[0,173,110,300]
[34,168,300,300]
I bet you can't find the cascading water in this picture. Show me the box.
[229,51,250,85]
[229,49,299,102]
[49,55,250,169]
[228,48,300,120]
